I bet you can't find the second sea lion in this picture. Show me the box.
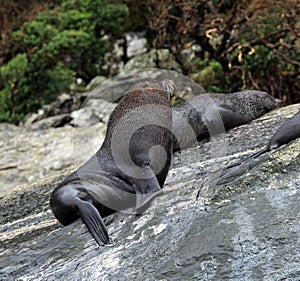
[224,109,300,170]
[50,79,175,246]
[172,90,281,151]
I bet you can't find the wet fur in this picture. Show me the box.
[50,79,174,245]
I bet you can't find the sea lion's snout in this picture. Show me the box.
[275,98,282,107]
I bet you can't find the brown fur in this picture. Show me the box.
[50,79,175,246]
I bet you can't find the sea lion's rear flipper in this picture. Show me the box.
[76,199,109,246]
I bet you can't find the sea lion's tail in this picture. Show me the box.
[75,198,109,246]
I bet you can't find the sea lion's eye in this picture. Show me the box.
[142,161,151,167]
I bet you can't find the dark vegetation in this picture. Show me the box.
[0,0,299,124]
[0,0,128,123]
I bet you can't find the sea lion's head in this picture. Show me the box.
[127,79,176,101]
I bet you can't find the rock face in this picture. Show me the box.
[0,123,107,196]
[83,68,203,107]
[22,93,85,130]
[1,104,299,280]
[125,31,148,58]
[123,49,183,74]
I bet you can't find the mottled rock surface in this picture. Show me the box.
[87,68,188,103]
[1,104,299,280]
[0,123,106,197]
[123,49,182,74]
[125,31,148,58]
[22,93,85,130]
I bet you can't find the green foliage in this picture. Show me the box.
[0,54,29,123]
[0,0,129,124]
[13,22,59,49]
[0,53,28,91]
[191,59,230,92]
[244,45,274,74]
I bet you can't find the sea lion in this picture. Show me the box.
[224,109,300,170]
[50,79,175,246]
[257,109,300,152]
[172,90,281,151]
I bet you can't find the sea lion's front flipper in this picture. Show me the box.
[76,199,109,246]
[134,175,163,211]
[223,146,268,171]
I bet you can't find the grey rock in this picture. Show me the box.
[70,98,116,127]
[86,69,174,102]
[0,104,299,280]
[123,49,183,74]
[157,49,183,73]
[87,68,202,104]
[125,31,148,58]
[86,76,107,91]
[23,93,85,129]
[0,123,107,197]
[28,114,73,130]
[70,108,100,127]
[123,50,157,71]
